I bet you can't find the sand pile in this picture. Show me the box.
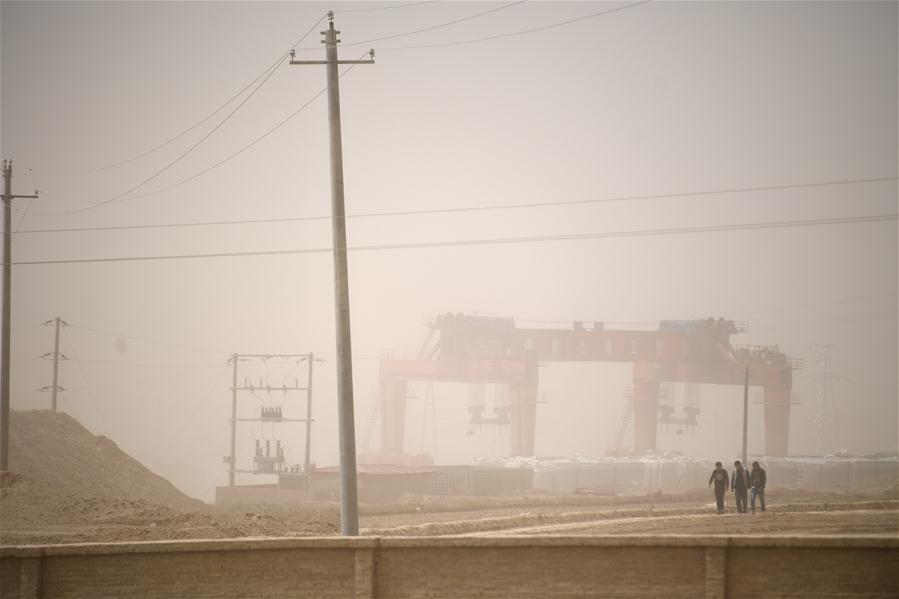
[1,411,339,544]
[7,410,204,512]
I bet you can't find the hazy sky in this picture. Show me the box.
[2,1,896,501]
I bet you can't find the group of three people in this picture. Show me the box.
[708,460,766,514]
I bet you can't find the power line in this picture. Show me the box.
[44,54,288,216]
[14,197,35,233]
[62,58,282,176]
[68,358,227,369]
[730,291,898,318]
[61,13,329,176]
[67,323,231,355]
[750,309,899,329]
[12,212,897,266]
[342,0,527,47]
[64,366,216,391]
[339,0,438,13]
[492,292,896,326]
[378,0,650,50]
[748,311,898,334]
[60,328,111,434]
[15,175,897,235]
[35,57,368,217]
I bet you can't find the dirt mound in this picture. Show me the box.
[1,412,340,544]
[1,472,339,545]
[7,410,205,512]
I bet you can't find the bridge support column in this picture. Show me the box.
[633,362,661,453]
[379,379,407,458]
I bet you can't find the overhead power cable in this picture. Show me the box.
[16,175,896,235]
[749,310,898,334]
[64,367,215,391]
[14,197,35,233]
[339,0,438,13]
[46,56,289,215]
[60,328,111,434]
[484,291,898,327]
[12,213,896,266]
[70,358,227,368]
[729,291,898,318]
[67,323,231,355]
[751,308,899,328]
[378,0,650,50]
[342,0,527,47]
[62,13,329,176]
[36,55,368,217]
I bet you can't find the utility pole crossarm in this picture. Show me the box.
[289,59,375,65]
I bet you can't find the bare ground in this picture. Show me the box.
[2,410,896,545]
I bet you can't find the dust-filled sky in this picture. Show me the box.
[2,1,896,501]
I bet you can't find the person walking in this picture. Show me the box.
[708,461,729,514]
[750,461,767,513]
[732,460,751,514]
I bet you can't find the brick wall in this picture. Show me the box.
[2,536,896,599]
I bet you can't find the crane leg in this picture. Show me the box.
[379,379,407,459]
[763,384,791,457]
[633,362,661,452]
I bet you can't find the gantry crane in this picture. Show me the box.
[378,314,801,459]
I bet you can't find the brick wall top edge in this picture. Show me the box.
[376,535,899,549]
[2,534,896,557]
[0,536,378,557]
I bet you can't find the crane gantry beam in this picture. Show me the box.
[378,314,799,460]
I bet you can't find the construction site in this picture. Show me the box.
[2,0,898,597]
[2,313,898,597]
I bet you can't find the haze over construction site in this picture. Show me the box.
[1,1,897,597]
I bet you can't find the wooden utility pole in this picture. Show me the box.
[1,160,38,471]
[290,12,374,536]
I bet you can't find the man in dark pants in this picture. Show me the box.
[750,461,767,513]
[732,460,751,514]
[708,461,729,514]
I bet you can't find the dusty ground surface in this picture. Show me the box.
[2,410,897,545]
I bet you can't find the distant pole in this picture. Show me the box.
[229,353,238,487]
[51,317,62,411]
[41,317,68,411]
[1,161,12,471]
[304,352,314,488]
[0,160,38,471]
[742,365,749,466]
[290,12,374,536]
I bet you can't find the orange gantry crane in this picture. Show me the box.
[378,314,801,459]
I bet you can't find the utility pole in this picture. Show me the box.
[742,365,749,466]
[40,317,68,411]
[290,12,374,536]
[229,353,238,487]
[1,160,38,471]
[304,352,314,488]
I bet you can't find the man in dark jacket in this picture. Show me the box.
[708,461,729,514]
[732,460,751,514]
[750,461,767,513]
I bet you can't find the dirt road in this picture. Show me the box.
[364,499,898,537]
